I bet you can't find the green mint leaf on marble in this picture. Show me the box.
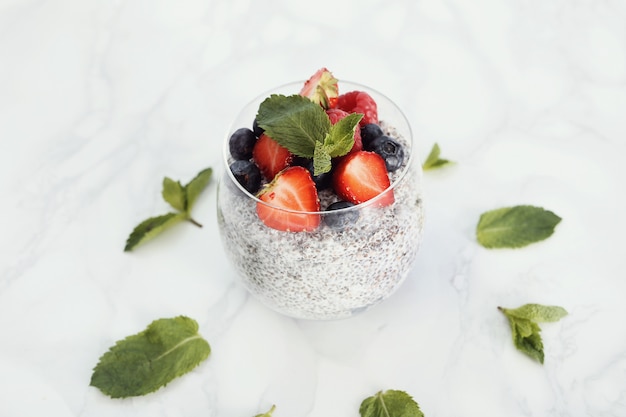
[360,390,424,417]
[124,167,212,251]
[124,212,186,251]
[422,143,452,170]
[256,94,358,175]
[501,303,568,322]
[476,205,561,249]
[90,316,211,398]
[254,405,277,417]
[499,304,567,364]
[162,178,186,212]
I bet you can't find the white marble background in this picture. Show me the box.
[1,0,626,416]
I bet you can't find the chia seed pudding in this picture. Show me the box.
[217,80,425,320]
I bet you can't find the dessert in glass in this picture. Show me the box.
[217,68,424,320]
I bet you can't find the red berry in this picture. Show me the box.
[337,91,378,126]
[325,108,362,153]
[252,133,294,181]
[256,166,321,232]
[299,68,339,109]
[332,151,394,207]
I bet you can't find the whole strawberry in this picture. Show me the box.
[300,68,339,109]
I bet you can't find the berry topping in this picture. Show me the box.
[229,160,262,194]
[361,123,384,149]
[332,150,394,207]
[299,68,339,109]
[366,135,404,172]
[229,127,257,160]
[252,133,294,180]
[324,201,359,230]
[326,108,362,153]
[256,166,321,232]
[337,91,378,126]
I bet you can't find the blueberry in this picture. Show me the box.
[229,160,262,194]
[252,118,264,138]
[369,135,404,172]
[295,158,333,190]
[361,123,384,150]
[324,201,359,230]
[229,128,257,160]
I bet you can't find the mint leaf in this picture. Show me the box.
[500,304,568,323]
[256,94,331,157]
[422,143,452,170]
[90,316,211,398]
[313,140,332,176]
[254,405,276,417]
[184,167,212,211]
[124,212,186,252]
[476,205,561,248]
[162,178,186,212]
[325,112,362,157]
[499,304,567,364]
[360,390,424,417]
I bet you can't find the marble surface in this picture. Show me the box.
[1,0,625,416]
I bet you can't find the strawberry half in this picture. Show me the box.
[252,133,294,181]
[326,108,362,153]
[256,166,321,232]
[299,68,339,109]
[332,151,394,207]
[337,90,378,126]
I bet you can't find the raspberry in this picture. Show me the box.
[337,91,378,126]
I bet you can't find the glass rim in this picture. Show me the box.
[222,80,415,215]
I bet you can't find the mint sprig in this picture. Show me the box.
[256,94,362,175]
[124,167,212,251]
[499,304,568,364]
[90,316,211,398]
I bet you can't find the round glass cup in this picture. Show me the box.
[217,81,425,320]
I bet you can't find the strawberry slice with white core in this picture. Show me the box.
[332,151,394,207]
[256,166,321,232]
[300,68,339,109]
[252,133,294,181]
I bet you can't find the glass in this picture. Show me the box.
[217,81,425,320]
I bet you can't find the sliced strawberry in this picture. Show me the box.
[299,68,339,109]
[252,133,294,180]
[332,151,394,207]
[337,90,378,126]
[256,166,321,232]
[326,108,362,153]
